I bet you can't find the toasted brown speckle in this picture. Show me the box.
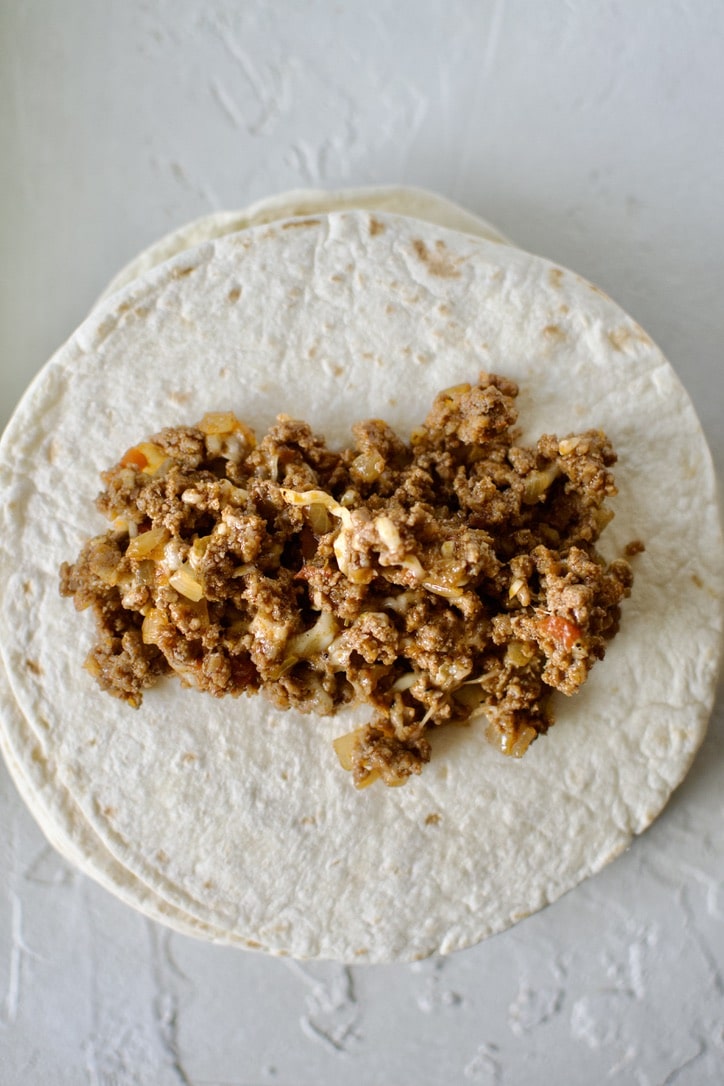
[369,217,385,236]
[549,268,564,288]
[425,812,441,826]
[412,238,462,278]
[25,658,42,676]
[169,390,192,405]
[227,286,242,303]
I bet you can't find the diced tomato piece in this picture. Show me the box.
[538,614,582,652]
[121,447,149,470]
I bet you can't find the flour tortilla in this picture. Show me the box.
[0,210,721,962]
[0,188,510,945]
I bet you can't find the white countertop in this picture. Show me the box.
[1,3,723,1083]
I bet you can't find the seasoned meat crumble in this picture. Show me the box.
[60,374,636,787]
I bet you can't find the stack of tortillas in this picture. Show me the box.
[0,187,721,962]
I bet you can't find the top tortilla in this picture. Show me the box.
[0,210,721,961]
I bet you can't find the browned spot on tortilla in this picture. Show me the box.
[549,268,564,288]
[299,815,317,826]
[332,363,344,376]
[586,280,609,298]
[559,304,570,315]
[354,948,369,956]
[330,273,344,283]
[388,397,398,407]
[281,217,321,229]
[385,303,396,314]
[438,303,451,315]
[169,389,192,405]
[47,439,61,464]
[22,581,32,595]
[308,345,318,359]
[219,367,230,379]
[227,286,241,303]
[543,324,566,341]
[607,325,651,351]
[156,850,169,864]
[369,216,385,236]
[425,812,441,825]
[412,238,462,278]
[25,658,42,676]
[102,806,117,819]
[246,939,262,949]
[117,301,132,315]
[362,351,374,360]
[691,573,704,588]
[171,265,195,279]
[203,880,214,890]
[181,751,197,764]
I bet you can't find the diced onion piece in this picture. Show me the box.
[308,503,332,535]
[392,672,417,692]
[188,535,211,571]
[126,526,170,560]
[522,464,560,504]
[500,724,538,758]
[508,577,525,600]
[356,767,382,789]
[439,382,471,401]
[452,684,484,709]
[169,564,204,602]
[352,451,385,483]
[399,554,426,579]
[505,640,535,667]
[421,579,463,600]
[142,608,169,646]
[198,411,241,435]
[332,727,366,771]
[558,436,581,456]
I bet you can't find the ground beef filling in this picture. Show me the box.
[60,374,635,787]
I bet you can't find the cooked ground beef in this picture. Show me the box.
[60,375,636,787]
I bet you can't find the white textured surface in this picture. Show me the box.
[1,1,723,1082]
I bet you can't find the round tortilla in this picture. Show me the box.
[0,210,721,961]
[0,187,511,945]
